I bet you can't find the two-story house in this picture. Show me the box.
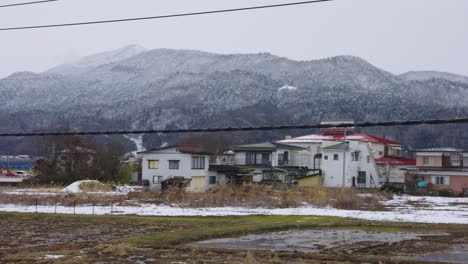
[321,140,381,188]
[277,121,414,188]
[232,142,318,184]
[140,145,231,192]
[404,148,468,194]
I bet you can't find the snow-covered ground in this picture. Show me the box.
[0,194,466,224]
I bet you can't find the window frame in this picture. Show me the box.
[333,154,339,161]
[148,160,159,169]
[169,160,180,170]
[351,151,360,161]
[209,176,217,185]
[434,176,449,185]
[357,171,366,184]
[191,155,206,169]
[152,175,163,184]
[423,156,436,166]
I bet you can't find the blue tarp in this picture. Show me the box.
[0,161,34,170]
[417,180,428,188]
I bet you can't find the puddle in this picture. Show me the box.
[192,229,445,253]
[400,244,468,264]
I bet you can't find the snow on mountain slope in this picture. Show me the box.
[1,45,468,151]
[400,71,468,85]
[46,44,147,76]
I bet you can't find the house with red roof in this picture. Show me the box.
[276,121,415,188]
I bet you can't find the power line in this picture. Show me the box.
[1,117,468,137]
[0,0,58,8]
[0,0,332,31]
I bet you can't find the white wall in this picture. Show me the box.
[141,147,210,190]
[321,141,381,188]
[369,143,386,159]
[378,164,406,183]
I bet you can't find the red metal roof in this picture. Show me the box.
[278,132,401,145]
[375,156,416,165]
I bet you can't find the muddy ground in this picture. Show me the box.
[0,212,466,263]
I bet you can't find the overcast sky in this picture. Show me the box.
[0,0,467,78]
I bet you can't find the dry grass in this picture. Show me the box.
[79,181,114,192]
[0,184,387,210]
[128,184,385,210]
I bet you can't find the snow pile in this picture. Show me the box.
[61,180,100,193]
[61,180,138,195]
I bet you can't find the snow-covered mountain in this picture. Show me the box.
[1,46,468,152]
[399,71,468,85]
[46,44,147,76]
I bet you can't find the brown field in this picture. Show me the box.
[0,212,466,263]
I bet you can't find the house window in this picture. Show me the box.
[395,148,402,157]
[153,175,163,184]
[246,152,270,165]
[169,160,180,170]
[278,152,289,165]
[209,176,217,185]
[422,156,436,166]
[192,156,205,169]
[379,151,383,156]
[367,155,371,163]
[324,155,328,160]
[148,160,159,169]
[357,171,366,185]
[450,154,461,167]
[333,154,339,160]
[351,151,360,161]
[433,176,449,185]
[464,156,468,167]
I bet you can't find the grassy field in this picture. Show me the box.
[0,212,466,263]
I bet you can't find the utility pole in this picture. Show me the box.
[342,128,347,188]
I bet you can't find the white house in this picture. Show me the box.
[140,145,227,192]
[276,122,414,188]
[321,140,381,188]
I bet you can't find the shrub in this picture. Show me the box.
[437,188,453,197]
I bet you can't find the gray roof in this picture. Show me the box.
[413,147,467,153]
[232,142,277,151]
[233,142,306,151]
[322,142,349,150]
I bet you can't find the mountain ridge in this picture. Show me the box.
[1,46,468,153]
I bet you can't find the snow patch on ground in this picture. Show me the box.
[44,255,64,259]
[278,85,297,91]
[0,195,466,224]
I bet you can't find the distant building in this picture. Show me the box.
[232,142,319,184]
[139,145,234,192]
[404,148,468,194]
[320,140,380,188]
[0,155,37,171]
[275,121,414,188]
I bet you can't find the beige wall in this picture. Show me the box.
[296,176,321,187]
[190,176,206,193]
[416,155,442,167]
